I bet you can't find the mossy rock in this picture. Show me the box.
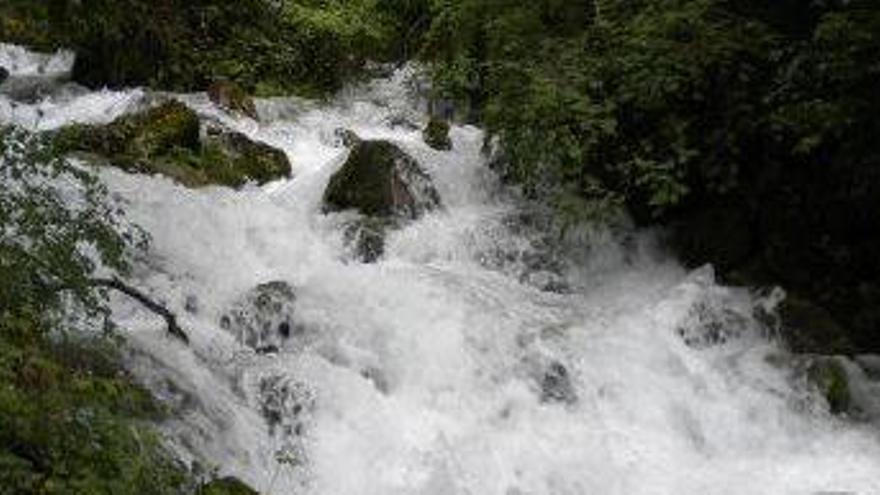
[323,140,440,220]
[208,80,258,120]
[778,295,854,355]
[54,100,290,187]
[806,357,852,415]
[423,117,452,151]
[202,125,291,187]
[201,477,259,495]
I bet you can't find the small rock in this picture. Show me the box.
[333,128,361,148]
[423,117,452,151]
[184,295,199,314]
[220,281,298,351]
[540,361,577,404]
[0,67,8,84]
[208,80,259,120]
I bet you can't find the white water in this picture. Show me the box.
[3,45,880,495]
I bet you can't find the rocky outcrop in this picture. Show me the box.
[323,139,441,262]
[208,80,258,120]
[54,100,290,187]
[423,117,452,151]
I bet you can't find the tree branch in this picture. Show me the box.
[90,277,189,344]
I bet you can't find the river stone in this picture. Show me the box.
[0,67,8,84]
[778,295,854,355]
[202,124,291,185]
[208,80,259,120]
[323,139,441,220]
[219,281,299,353]
[540,361,577,404]
[423,117,452,151]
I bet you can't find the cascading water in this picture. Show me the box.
[3,43,880,495]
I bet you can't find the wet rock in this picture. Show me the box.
[184,294,199,314]
[540,361,577,404]
[343,217,392,263]
[423,117,452,151]
[777,295,854,355]
[323,139,441,220]
[333,128,361,148]
[806,356,852,415]
[208,80,259,120]
[201,476,259,495]
[220,281,299,352]
[0,67,8,84]
[202,124,291,186]
[54,100,290,187]
[677,300,750,348]
[258,375,314,442]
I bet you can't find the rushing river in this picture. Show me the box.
[3,43,880,495]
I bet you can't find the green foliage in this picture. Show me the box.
[0,129,199,494]
[0,127,145,325]
[423,0,879,221]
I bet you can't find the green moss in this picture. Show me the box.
[423,118,452,151]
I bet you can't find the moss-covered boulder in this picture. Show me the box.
[323,140,440,219]
[201,477,259,495]
[323,140,440,263]
[202,125,291,186]
[208,80,258,120]
[55,100,290,187]
[806,357,852,415]
[423,117,452,151]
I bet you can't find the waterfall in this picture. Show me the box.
[2,43,880,495]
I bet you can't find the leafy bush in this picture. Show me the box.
[0,128,196,494]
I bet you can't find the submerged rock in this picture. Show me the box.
[220,281,299,352]
[54,100,291,187]
[0,67,8,84]
[201,477,259,495]
[423,117,452,151]
[343,217,392,263]
[208,80,258,120]
[540,360,578,404]
[323,139,441,220]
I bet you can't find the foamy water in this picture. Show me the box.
[3,44,880,495]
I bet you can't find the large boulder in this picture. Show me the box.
[323,140,440,220]
[54,100,290,187]
[323,140,441,262]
